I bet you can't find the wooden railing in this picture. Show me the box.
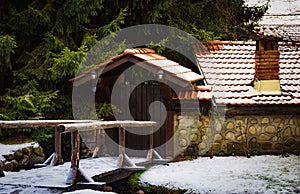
[0,120,161,185]
[56,121,158,184]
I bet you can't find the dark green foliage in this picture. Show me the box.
[0,35,17,95]
[96,102,120,120]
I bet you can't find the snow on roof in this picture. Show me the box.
[246,0,300,25]
[246,0,300,14]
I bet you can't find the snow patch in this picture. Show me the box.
[64,189,116,194]
[140,155,300,193]
[0,142,39,160]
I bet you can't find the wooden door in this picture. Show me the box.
[117,83,174,157]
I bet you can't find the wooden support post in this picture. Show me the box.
[66,130,80,185]
[147,126,166,163]
[117,126,143,170]
[92,128,101,158]
[118,126,126,168]
[147,127,154,161]
[52,127,63,165]
[100,128,107,156]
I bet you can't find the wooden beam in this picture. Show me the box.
[101,57,131,75]
[0,120,94,129]
[57,121,157,133]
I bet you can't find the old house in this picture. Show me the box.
[192,24,300,156]
[71,24,300,158]
[70,48,210,158]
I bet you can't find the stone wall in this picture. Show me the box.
[174,113,300,156]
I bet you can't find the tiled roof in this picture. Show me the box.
[71,48,204,85]
[254,25,300,42]
[71,48,210,100]
[196,41,300,105]
[172,86,212,101]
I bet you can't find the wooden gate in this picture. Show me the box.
[109,82,174,157]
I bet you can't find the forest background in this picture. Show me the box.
[0,0,268,142]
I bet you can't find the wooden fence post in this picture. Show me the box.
[92,128,101,158]
[52,126,63,165]
[66,130,80,185]
[118,126,126,168]
[147,126,154,161]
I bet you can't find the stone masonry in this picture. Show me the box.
[174,113,300,156]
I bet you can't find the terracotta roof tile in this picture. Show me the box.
[71,48,210,101]
[133,53,167,61]
[72,48,203,84]
[196,40,300,105]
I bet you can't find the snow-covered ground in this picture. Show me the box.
[64,189,116,194]
[0,186,116,194]
[1,155,299,193]
[140,155,300,193]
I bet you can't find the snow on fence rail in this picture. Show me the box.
[56,120,158,185]
[0,120,159,185]
[0,120,94,128]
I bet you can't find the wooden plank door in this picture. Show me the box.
[117,83,174,157]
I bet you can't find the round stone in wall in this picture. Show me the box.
[265,125,276,134]
[273,117,281,123]
[284,127,292,137]
[225,132,235,141]
[259,133,271,141]
[250,118,258,124]
[262,117,269,124]
[179,138,187,147]
[198,142,206,149]
[214,134,222,142]
[179,129,188,136]
[237,134,246,141]
[249,126,257,135]
[289,119,294,125]
[226,122,234,130]
[189,134,198,142]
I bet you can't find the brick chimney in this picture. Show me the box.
[253,39,281,95]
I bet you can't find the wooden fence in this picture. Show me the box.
[0,120,160,185]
